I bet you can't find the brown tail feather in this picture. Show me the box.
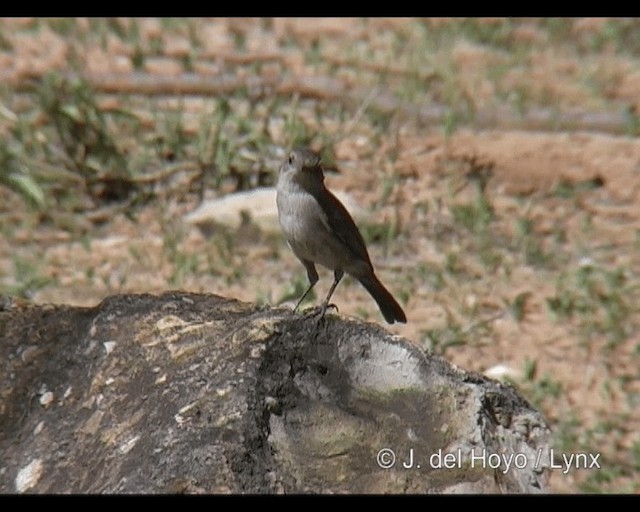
[360,275,406,324]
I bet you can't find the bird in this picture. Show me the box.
[276,147,406,324]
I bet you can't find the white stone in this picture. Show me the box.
[15,459,43,493]
[184,187,369,233]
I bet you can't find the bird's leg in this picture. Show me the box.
[293,285,315,313]
[293,260,319,313]
[318,270,344,320]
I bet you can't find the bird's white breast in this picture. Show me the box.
[276,185,343,270]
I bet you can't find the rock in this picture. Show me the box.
[0,292,550,493]
[184,187,370,233]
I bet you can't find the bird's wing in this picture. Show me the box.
[313,187,374,268]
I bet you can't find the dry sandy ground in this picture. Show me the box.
[1,18,639,493]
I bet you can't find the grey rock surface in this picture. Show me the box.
[0,292,550,493]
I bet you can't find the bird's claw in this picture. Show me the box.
[298,303,339,320]
[324,303,339,313]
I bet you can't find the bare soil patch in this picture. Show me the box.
[1,18,639,493]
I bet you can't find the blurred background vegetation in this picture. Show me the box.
[2,18,640,216]
[1,18,639,493]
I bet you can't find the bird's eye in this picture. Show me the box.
[288,153,295,165]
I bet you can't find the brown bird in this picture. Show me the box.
[276,147,406,324]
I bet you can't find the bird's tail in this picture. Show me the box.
[360,274,407,324]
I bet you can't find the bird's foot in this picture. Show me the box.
[300,305,323,318]
[300,303,339,321]
[324,303,339,314]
